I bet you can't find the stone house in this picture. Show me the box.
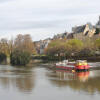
[72,23,96,40]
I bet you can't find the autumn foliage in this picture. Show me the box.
[0,34,36,65]
[10,34,36,66]
[45,38,100,59]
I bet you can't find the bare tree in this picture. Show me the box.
[14,34,36,54]
[0,38,9,56]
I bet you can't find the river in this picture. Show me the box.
[0,62,100,100]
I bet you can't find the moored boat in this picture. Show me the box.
[75,60,90,71]
[55,60,75,70]
[55,60,90,71]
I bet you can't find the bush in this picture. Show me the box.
[10,50,31,66]
[0,53,7,63]
[78,48,95,57]
[95,28,100,35]
[95,38,100,50]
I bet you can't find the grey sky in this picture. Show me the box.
[0,0,100,41]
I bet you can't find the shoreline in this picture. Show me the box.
[31,55,100,62]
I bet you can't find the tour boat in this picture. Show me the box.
[75,60,90,71]
[55,60,90,71]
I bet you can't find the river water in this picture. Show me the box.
[0,62,100,100]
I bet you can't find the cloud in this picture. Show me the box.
[0,0,100,40]
[0,0,13,3]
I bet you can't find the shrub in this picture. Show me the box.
[78,48,95,57]
[95,38,100,50]
[95,28,100,35]
[10,50,31,66]
[0,53,7,63]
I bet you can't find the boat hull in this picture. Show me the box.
[56,65,90,71]
[56,66,74,70]
[75,65,90,71]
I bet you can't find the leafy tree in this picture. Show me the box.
[67,39,83,51]
[10,34,36,66]
[45,39,67,60]
[45,39,83,59]
[95,28,100,35]
[0,38,9,56]
[0,53,7,63]
[95,38,100,50]
[45,39,66,55]
[65,39,83,57]
[10,50,31,66]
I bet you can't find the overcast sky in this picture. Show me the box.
[0,0,100,41]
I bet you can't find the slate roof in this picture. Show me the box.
[72,25,86,33]
[87,23,94,30]
[53,32,68,39]
[72,23,94,34]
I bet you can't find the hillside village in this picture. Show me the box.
[34,16,100,54]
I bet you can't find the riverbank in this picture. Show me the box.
[31,55,100,62]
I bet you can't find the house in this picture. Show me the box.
[40,39,51,54]
[34,38,51,54]
[72,23,96,40]
[53,32,68,40]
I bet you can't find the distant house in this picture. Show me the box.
[34,38,51,54]
[67,33,74,39]
[53,32,68,40]
[72,23,96,40]
[34,41,41,54]
[40,39,51,54]
[34,16,100,54]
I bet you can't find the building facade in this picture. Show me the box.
[72,23,96,40]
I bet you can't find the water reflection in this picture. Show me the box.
[0,63,100,98]
[0,65,35,93]
[47,69,100,94]
[76,71,89,82]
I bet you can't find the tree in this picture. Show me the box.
[95,28,100,35]
[45,39,84,59]
[8,37,14,56]
[10,50,31,66]
[65,39,84,56]
[10,34,36,66]
[0,53,7,63]
[45,39,66,56]
[95,38,100,50]
[14,34,36,54]
[0,38,10,56]
[78,39,96,57]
